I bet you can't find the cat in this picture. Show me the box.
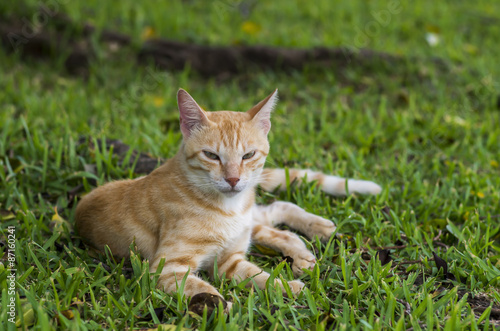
[75,89,381,313]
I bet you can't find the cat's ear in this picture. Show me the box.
[247,89,278,135]
[177,89,210,138]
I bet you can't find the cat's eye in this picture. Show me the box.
[242,151,256,160]
[203,151,220,160]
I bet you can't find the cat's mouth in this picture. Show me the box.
[219,187,243,196]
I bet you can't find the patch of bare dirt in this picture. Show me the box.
[0,10,446,79]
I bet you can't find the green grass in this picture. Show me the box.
[1,0,500,330]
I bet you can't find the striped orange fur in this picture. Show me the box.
[75,89,381,311]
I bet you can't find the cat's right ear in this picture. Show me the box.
[177,89,210,138]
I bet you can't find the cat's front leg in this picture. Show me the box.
[251,202,335,276]
[253,202,336,241]
[216,248,304,295]
[251,224,316,277]
[150,241,228,314]
[150,258,219,297]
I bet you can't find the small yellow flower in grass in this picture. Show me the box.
[471,190,485,198]
[60,310,74,320]
[141,26,156,40]
[153,96,165,107]
[463,211,470,220]
[241,21,261,35]
[491,160,499,168]
[463,43,478,55]
[51,207,72,233]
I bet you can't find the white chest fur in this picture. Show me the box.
[197,196,254,270]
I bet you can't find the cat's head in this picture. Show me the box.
[177,88,278,197]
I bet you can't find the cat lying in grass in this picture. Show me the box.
[75,89,381,313]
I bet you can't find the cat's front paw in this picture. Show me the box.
[347,180,382,195]
[288,280,305,295]
[290,252,316,277]
[305,217,336,241]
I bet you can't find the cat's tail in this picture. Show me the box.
[259,168,382,196]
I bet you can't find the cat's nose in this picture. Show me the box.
[225,177,240,188]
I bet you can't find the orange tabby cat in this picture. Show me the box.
[75,89,381,311]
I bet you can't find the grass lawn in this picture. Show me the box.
[1,0,500,330]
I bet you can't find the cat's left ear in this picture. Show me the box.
[247,89,278,135]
